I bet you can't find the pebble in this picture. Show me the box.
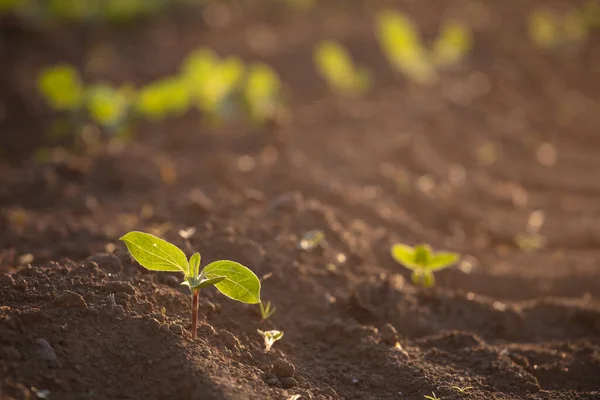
[380,323,398,345]
[169,324,184,336]
[218,330,242,349]
[85,253,122,274]
[55,290,87,308]
[265,377,282,388]
[0,345,21,360]
[104,281,135,295]
[197,323,216,337]
[35,338,57,361]
[320,386,339,399]
[271,358,295,378]
[280,377,298,388]
[0,274,15,287]
[368,374,384,388]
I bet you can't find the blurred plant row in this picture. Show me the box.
[36,3,600,144]
[0,0,208,24]
[38,49,284,138]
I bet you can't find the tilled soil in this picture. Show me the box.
[1,1,600,399]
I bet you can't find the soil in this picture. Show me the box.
[1,1,600,399]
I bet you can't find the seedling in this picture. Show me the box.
[314,40,370,96]
[259,300,276,323]
[120,231,261,338]
[391,243,459,288]
[257,329,284,352]
[424,393,440,400]
[452,386,474,393]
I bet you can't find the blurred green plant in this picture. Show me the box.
[314,40,370,96]
[391,243,460,288]
[37,64,84,111]
[0,0,189,24]
[528,2,600,50]
[376,10,472,85]
[243,62,285,125]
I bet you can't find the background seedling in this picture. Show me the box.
[259,300,276,323]
[257,329,283,351]
[314,40,370,96]
[391,243,459,288]
[452,386,473,394]
[120,231,261,338]
[424,393,440,400]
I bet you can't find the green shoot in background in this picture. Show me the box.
[257,329,283,352]
[259,300,276,323]
[314,40,370,96]
[375,9,472,85]
[391,243,459,288]
[120,231,261,338]
[527,4,599,50]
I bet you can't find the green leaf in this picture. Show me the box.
[189,252,201,278]
[203,260,261,304]
[183,275,226,291]
[411,269,435,288]
[120,231,188,274]
[413,244,432,266]
[391,243,420,270]
[429,251,460,271]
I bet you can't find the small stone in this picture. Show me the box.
[380,323,398,345]
[0,345,21,360]
[86,306,100,316]
[14,277,28,291]
[265,377,282,387]
[293,390,313,400]
[104,281,135,295]
[320,386,339,399]
[169,324,184,336]
[0,274,15,287]
[35,338,57,361]
[112,305,125,315]
[368,374,384,388]
[188,189,215,213]
[85,253,122,274]
[157,274,179,288]
[218,330,241,349]
[150,313,165,322]
[55,290,87,308]
[272,358,295,378]
[197,323,216,337]
[280,377,298,388]
[138,301,154,314]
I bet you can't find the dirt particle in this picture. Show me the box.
[112,305,125,315]
[218,330,242,349]
[368,374,384,388]
[14,277,28,291]
[280,376,298,388]
[379,323,398,345]
[85,253,122,274]
[104,281,136,295]
[35,338,57,361]
[188,189,215,213]
[55,290,87,308]
[265,377,282,387]
[320,386,339,399]
[0,345,21,360]
[169,324,184,336]
[0,274,15,287]
[157,274,180,287]
[272,358,295,378]
[197,323,217,337]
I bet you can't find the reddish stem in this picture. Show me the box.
[191,289,199,339]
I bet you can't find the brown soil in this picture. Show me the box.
[1,1,600,399]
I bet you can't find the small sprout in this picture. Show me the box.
[391,243,460,288]
[376,10,436,85]
[432,20,473,67]
[120,231,261,338]
[259,300,277,322]
[37,64,84,111]
[314,40,370,96]
[298,229,325,251]
[424,393,440,400]
[257,329,283,352]
[243,62,284,125]
[452,386,474,393]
